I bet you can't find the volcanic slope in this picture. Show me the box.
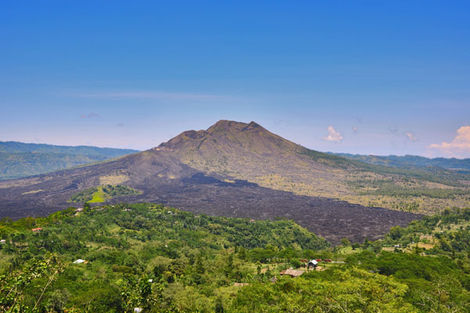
[160,120,470,213]
[0,120,423,243]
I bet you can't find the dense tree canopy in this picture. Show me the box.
[0,204,469,312]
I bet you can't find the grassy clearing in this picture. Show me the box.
[337,246,363,255]
[89,186,106,203]
[70,184,141,203]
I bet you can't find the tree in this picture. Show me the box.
[215,297,224,313]
[389,226,404,240]
[83,202,91,213]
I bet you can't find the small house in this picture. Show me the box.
[307,259,318,270]
[32,227,43,232]
[73,259,87,264]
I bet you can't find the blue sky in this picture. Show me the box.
[1,1,470,157]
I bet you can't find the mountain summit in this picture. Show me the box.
[157,120,354,199]
[159,120,297,153]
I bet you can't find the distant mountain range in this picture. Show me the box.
[332,153,470,173]
[0,141,138,180]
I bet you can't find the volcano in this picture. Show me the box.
[0,120,420,243]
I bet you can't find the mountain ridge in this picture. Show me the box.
[334,152,470,172]
[0,141,138,180]
[0,140,138,155]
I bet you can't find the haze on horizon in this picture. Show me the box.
[1,1,470,158]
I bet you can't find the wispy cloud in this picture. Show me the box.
[80,112,101,119]
[429,126,470,157]
[76,91,227,101]
[324,126,343,142]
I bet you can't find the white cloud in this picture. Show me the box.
[324,126,343,142]
[429,126,470,157]
[406,132,417,142]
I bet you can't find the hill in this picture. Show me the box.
[0,141,138,180]
[334,152,470,173]
[0,203,327,312]
[1,204,469,312]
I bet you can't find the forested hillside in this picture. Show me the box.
[336,153,470,173]
[1,203,469,312]
[0,141,137,180]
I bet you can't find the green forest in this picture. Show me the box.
[1,203,470,312]
[0,141,137,181]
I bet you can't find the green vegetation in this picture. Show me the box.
[70,185,141,203]
[232,267,416,312]
[1,204,470,312]
[351,179,468,199]
[0,203,327,312]
[300,147,354,169]
[336,153,470,174]
[0,141,137,180]
[381,207,470,258]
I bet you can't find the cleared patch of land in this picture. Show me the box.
[70,184,141,203]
